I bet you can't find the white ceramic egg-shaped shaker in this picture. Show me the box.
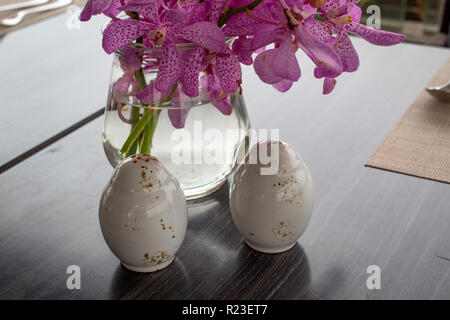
[230,140,314,253]
[99,154,187,272]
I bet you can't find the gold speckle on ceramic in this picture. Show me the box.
[273,174,304,207]
[143,250,170,265]
[272,220,298,242]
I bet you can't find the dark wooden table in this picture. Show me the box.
[0,14,449,300]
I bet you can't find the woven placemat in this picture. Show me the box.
[366,58,450,184]
[0,0,86,36]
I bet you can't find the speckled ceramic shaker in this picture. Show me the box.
[99,154,187,272]
[229,140,314,253]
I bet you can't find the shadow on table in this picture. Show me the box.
[109,256,192,299]
[209,242,312,299]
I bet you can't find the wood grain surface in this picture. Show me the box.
[0,15,449,299]
[0,13,111,165]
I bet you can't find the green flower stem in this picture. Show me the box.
[139,109,161,154]
[125,106,141,157]
[120,83,178,155]
[134,68,147,91]
[120,111,153,154]
[218,0,264,27]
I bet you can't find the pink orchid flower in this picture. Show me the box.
[102,0,226,95]
[226,0,343,92]
[80,0,122,21]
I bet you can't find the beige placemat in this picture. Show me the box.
[0,0,86,36]
[366,58,450,184]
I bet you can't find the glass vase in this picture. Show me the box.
[102,44,250,200]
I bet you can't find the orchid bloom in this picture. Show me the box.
[102,0,226,95]
[80,0,405,130]
[113,46,141,102]
[80,0,122,21]
[225,0,343,92]
[304,0,404,93]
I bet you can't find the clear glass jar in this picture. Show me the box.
[102,44,250,199]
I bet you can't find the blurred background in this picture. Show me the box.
[359,0,450,47]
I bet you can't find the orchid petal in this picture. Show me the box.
[119,47,142,72]
[350,5,362,23]
[102,19,150,54]
[346,22,405,46]
[80,0,112,21]
[295,22,343,79]
[113,73,133,97]
[212,97,232,115]
[177,22,225,53]
[334,28,359,72]
[302,16,334,43]
[223,7,275,37]
[104,0,121,19]
[163,9,188,27]
[168,108,191,128]
[120,0,160,22]
[272,40,301,82]
[232,37,254,65]
[209,0,227,24]
[253,49,284,84]
[136,82,169,105]
[168,87,191,128]
[182,46,205,97]
[155,42,182,93]
[273,80,294,92]
[216,53,242,94]
[199,74,232,115]
[323,78,336,94]
[79,0,93,21]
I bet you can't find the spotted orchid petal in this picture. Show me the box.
[334,28,359,72]
[120,0,160,22]
[163,9,188,28]
[155,42,183,93]
[119,47,142,73]
[222,5,275,37]
[209,0,227,24]
[103,0,122,19]
[212,97,232,115]
[136,82,169,105]
[323,78,336,94]
[80,0,112,21]
[182,46,205,97]
[302,16,334,43]
[102,19,150,54]
[232,37,254,65]
[322,0,346,14]
[176,22,225,53]
[295,20,343,79]
[216,52,242,94]
[346,23,405,46]
[200,74,231,115]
